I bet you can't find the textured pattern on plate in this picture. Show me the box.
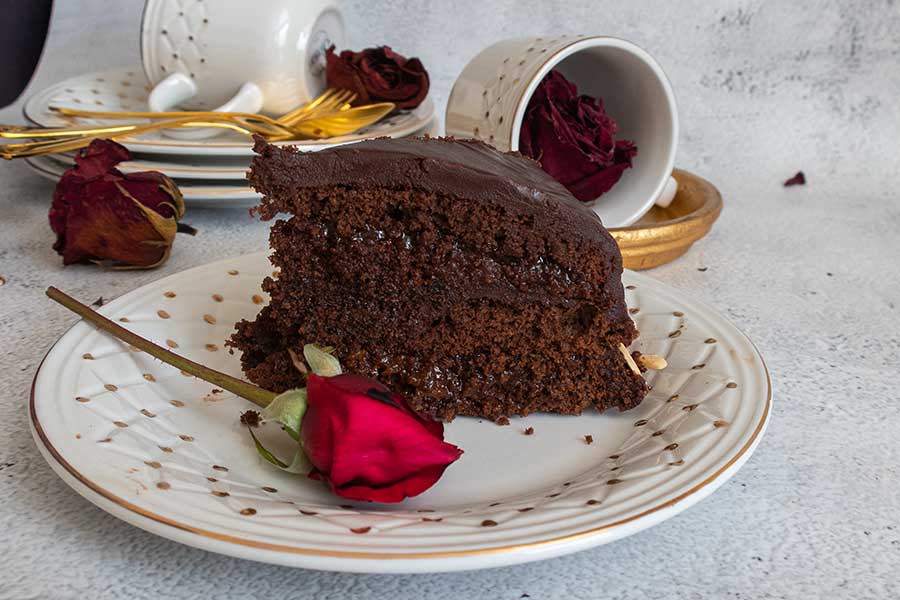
[41,68,151,115]
[32,252,769,565]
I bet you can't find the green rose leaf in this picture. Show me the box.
[247,426,289,468]
[282,448,312,474]
[246,427,310,474]
[263,388,308,441]
[304,343,342,377]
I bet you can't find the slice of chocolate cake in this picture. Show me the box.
[229,137,648,422]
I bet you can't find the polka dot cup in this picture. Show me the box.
[445,36,678,228]
[140,0,345,122]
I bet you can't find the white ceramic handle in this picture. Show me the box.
[655,176,678,208]
[147,74,264,140]
[209,82,264,114]
[147,73,198,112]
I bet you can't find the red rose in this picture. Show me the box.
[244,345,462,503]
[48,139,186,268]
[303,373,462,503]
[325,45,429,110]
[519,70,637,202]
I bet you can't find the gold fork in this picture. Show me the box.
[0,117,256,159]
[0,89,365,158]
[0,102,395,159]
[0,117,290,140]
[272,103,396,140]
[8,88,358,139]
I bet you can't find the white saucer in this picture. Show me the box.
[47,114,437,182]
[55,151,253,180]
[24,67,436,157]
[31,251,771,573]
[24,155,259,209]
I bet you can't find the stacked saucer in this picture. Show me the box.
[23,67,437,208]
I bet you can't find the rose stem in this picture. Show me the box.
[46,286,277,408]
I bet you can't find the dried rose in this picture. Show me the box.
[519,70,637,202]
[325,45,429,110]
[48,139,185,269]
[248,345,462,503]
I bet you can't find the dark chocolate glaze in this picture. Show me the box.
[250,136,615,245]
[249,136,632,327]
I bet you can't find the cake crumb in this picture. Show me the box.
[240,410,261,428]
[584,435,594,445]
[524,427,534,436]
[203,388,226,403]
[496,416,510,426]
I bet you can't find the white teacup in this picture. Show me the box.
[446,36,678,228]
[140,0,344,138]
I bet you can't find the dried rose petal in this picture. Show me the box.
[48,139,185,269]
[784,171,806,187]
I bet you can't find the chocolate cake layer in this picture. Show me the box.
[229,137,648,421]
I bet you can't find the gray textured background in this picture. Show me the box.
[1,1,899,598]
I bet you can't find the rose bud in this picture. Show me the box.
[519,70,637,202]
[302,373,463,503]
[246,345,462,503]
[325,45,429,110]
[48,138,186,269]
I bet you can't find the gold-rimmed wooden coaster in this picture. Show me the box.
[610,169,723,270]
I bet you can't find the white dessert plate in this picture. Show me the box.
[24,67,436,157]
[24,155,260,209]
[31,252,771,573]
